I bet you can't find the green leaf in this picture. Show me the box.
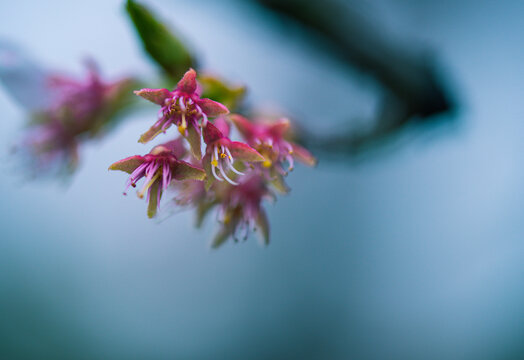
[126,0,197,80]
[199,75,246,111]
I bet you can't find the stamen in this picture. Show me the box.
[224,147,234,161]
[211,163,223,181]
[137,170,161,199]
[226,160,244,176]
[213,145,219,164]
[125,162,148,193]
[162,161,171,191]
[283,141,293,154]
[286,154,294,172]
[178,96,186,112]
[217,161,238,185]
[178,113,187,135]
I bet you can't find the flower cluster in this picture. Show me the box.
[110,69,316,247]
[17,62,135,176]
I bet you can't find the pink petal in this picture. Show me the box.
[197,98,229,117]
[176,68,197,94]
[213,117,230,138]
[230,114,257,140]
[160,138,187,159]
[108,155,145,173]
[292,143,317,167]
[134,88,171,105]
[229,141,265,162]
[270,119,291,137]
[203,122,224,145]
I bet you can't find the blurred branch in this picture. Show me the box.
[255,0,456,156]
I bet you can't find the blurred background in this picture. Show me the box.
[1,0,524,359]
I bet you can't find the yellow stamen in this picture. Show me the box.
[220,153,227,159]
[211,159,218,167]
[262,160,272,168]
[178,113,187,135]
[137,171,161,199]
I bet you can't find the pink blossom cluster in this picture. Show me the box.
[110,69,316,247]
[18,63,134,176]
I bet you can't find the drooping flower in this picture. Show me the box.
[211,173,273,248]
[8,59,136,177]
[229,114,316,193]
[109,139,205,218]
[202,117,264,189]
[42,61,136,137]
[230,114,317,172]
[134,68,229,158]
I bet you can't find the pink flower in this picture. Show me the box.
[44,61,135,136]
[230,114,316,173]
[134,68,229,158]
[109,139,205,218]
[212,173,272,248]
[15,61,135,176]
[202,117,264,189]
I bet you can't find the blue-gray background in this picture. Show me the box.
[1,0,524,359]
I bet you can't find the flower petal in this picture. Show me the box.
[229,141,265,162]
[196,201,216,228]
[210,227,231,249]
[134,88,171,105]
[186,124,202,159]
[229,114,256,140]
[292,143,317,167]
[270,119,291,136]
[108,155,145,173]
[138,121,169,144]
[202,122,224,145]
[159,138,187,158]
[176,68,197,94]
[256,209,270,246]
[270,172,290,194]
[213,116,230,138]
[147,181,161,218]
[173,160,205,181]
[202,153,214,191]
[197,98,229,117]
